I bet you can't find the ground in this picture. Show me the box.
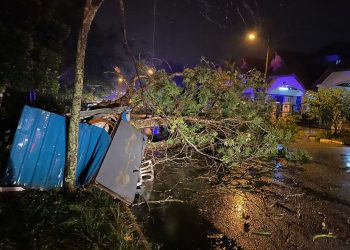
[133,141,350,249]
[1,140,350,249]
[0,188,147,249]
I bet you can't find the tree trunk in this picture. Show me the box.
[65,0,103,191]
[332,110,341,135]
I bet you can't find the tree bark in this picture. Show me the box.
[332,109,341,135]
[65,0,103,191]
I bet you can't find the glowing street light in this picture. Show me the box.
[118,77,124,83]
[247,32,256,41]
[147,68,155,75]
[245,31,270,80]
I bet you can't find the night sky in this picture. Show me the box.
[89,0,350,74]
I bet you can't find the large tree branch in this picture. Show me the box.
[177,129,222,162]
[131,116,252,128]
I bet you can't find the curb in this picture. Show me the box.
[319,138,344,145]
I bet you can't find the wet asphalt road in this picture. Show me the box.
[134,141,350,249]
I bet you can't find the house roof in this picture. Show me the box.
[270,50,321,90]
[239,51,315,89]
[317,69,350,90]
[239,42,350,90]
[313,64,350,89]
[266,74,304,97]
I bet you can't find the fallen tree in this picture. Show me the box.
[128,59,296,168]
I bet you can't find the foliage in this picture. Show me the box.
[0,188,144,249]
[305,88,350,134]
[0,0,82,95]
[342,91,350,123]
[134,59,296,167]
[273,115,300,141]
[285,149,312,163]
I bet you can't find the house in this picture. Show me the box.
[316,67,350,91]
[266,74,305,115]
[238,56,306,110]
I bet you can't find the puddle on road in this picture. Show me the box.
[292,142,350,170]
[132,163,239,249]
[341,154,350,172]
[133,202,237,249]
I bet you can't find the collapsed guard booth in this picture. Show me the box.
[0,106,147,204]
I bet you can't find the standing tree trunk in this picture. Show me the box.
[332,108,342,135]
[65,0,104,191]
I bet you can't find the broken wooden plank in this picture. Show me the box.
[66,106,130,118]
[131,117,169,128]
[79,106,130,118]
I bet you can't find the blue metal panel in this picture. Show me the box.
[2,106,66,188]
[1,106,111,189]
[76,123,111,186]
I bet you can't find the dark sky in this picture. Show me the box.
[90,0,350,72]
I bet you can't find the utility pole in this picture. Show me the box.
[264,36,270,81]
[247,31,271,81]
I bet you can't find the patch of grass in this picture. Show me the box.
[0,187,145,249]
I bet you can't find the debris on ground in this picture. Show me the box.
[252,231,272,237]
[312,233,337,241]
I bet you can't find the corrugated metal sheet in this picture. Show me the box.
[1,106,111,189]
[1,106,66,188]
[76,123,111,186]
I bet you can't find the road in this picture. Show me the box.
[134,141,350,249]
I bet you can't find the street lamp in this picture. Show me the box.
[147,68,155,75]
[246,31,270,80]
[247,32,256,41]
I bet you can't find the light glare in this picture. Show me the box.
[147,68,155,75]
[279,86,289,91]
[248,33,256,40]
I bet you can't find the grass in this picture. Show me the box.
[0,187,147,250]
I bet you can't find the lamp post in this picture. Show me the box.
[247,32,270,81]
